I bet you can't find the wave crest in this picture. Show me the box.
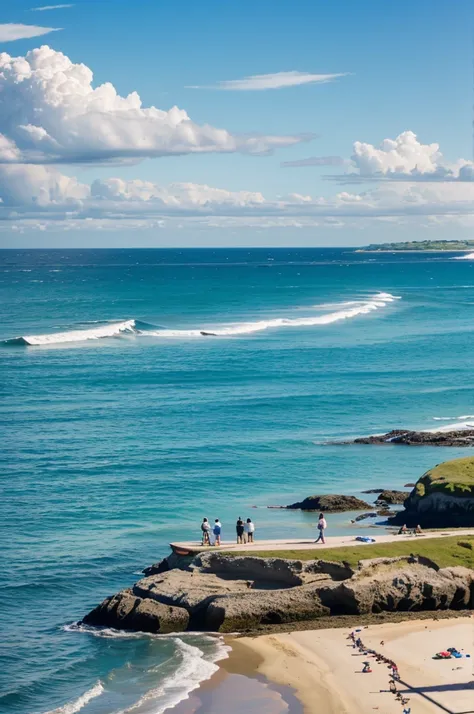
[43,681,104,714]
[5,292,400,346]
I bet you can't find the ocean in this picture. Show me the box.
[2,246,474,714]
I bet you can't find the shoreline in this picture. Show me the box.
[356,249,474,253]
[221,615,473,713]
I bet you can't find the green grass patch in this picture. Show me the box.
[231,536,474,569]
[422,456,474,498]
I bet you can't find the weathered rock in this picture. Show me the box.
[195,553,305,586]
[362,489,384,494]
[82,589,189,633]
[352,429,474,447]
[394,456,474,527]
[319,562,474,615]
[83,546,474,634]
[143,552,193,576]
[351,512,378,522]
[204,585,329,632]
[286,494,371,511]
[375,490,410,505]
[133,570,252,613]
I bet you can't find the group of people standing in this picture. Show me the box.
[200,517,255,546]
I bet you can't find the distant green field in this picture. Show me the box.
[232,536,474,569]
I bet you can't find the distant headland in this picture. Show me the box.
[359,239,474,252]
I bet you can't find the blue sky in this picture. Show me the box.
[1,0,474,246]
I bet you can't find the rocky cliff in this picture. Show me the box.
[396,456,474,527]
[83,550,474,634]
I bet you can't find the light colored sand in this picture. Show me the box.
[170,528,474,554]
[236,617,474,714]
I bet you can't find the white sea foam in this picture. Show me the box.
[16,319,138,345]
[424,421,474,433]
[117,638,229,714]
[143,292,401,338]
[43,681,104,714]
[452,252,474,260]
[7,292,400,346]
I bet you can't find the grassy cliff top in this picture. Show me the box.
[232,535,474,569]
[416,456,474,498]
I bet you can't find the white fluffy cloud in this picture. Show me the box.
[188,70,348,91]
[328,131,474,183]
[0,23,60,42]
[353,131,441,175]
[2,163,474,227]
[0,46,313,165]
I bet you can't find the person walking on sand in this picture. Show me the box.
[213,518,222,546]
[236,517,245,544]
[201,517,211,546]
[245,517,255,543]
[315,512,327,543]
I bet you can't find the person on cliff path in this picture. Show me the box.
[236,517,245,544]
[245,517,255,543]
[201,517,211,546]
[213,519,222,546]
[315,512,327,543]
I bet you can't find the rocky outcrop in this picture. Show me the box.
[375,490,410,505]
[286,494,371,511]
[352,429,474,447]
[83,589,190,633]
[320,563,473,615]
[205,585,328,632]
[393,456,474,527]
[82,550,474,634]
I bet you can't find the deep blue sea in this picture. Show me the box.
[2,247,474,714]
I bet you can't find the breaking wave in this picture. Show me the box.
[452,252,474,260]
[118,638,225,714]
[62,624,229,714]
[43,681,104,714]
[4,292,400,346]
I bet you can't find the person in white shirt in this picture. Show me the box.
[315,512,327,544]
[245,518,255,543]
[213,519,222,546]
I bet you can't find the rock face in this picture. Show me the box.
[395,456,474,527]
[320,562,473,615]
[83,589,190,633]
[82,549,474,634]
[375,490,410,505]
[352,429,474,447]
[286,494,371,511]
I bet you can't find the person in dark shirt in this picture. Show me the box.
[236,517,245,544]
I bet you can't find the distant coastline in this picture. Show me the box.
[358,240,474,252]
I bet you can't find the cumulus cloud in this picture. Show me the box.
[0,23,60,42]
[327,131,474,183]
[188,71,348,91]
[0,46,313,165]
[3,163,474,227]
[32,4,74,10]
[281,156,347,168]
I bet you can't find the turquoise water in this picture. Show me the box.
[2,247,474,714]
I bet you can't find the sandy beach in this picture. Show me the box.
[228,617,474,714]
